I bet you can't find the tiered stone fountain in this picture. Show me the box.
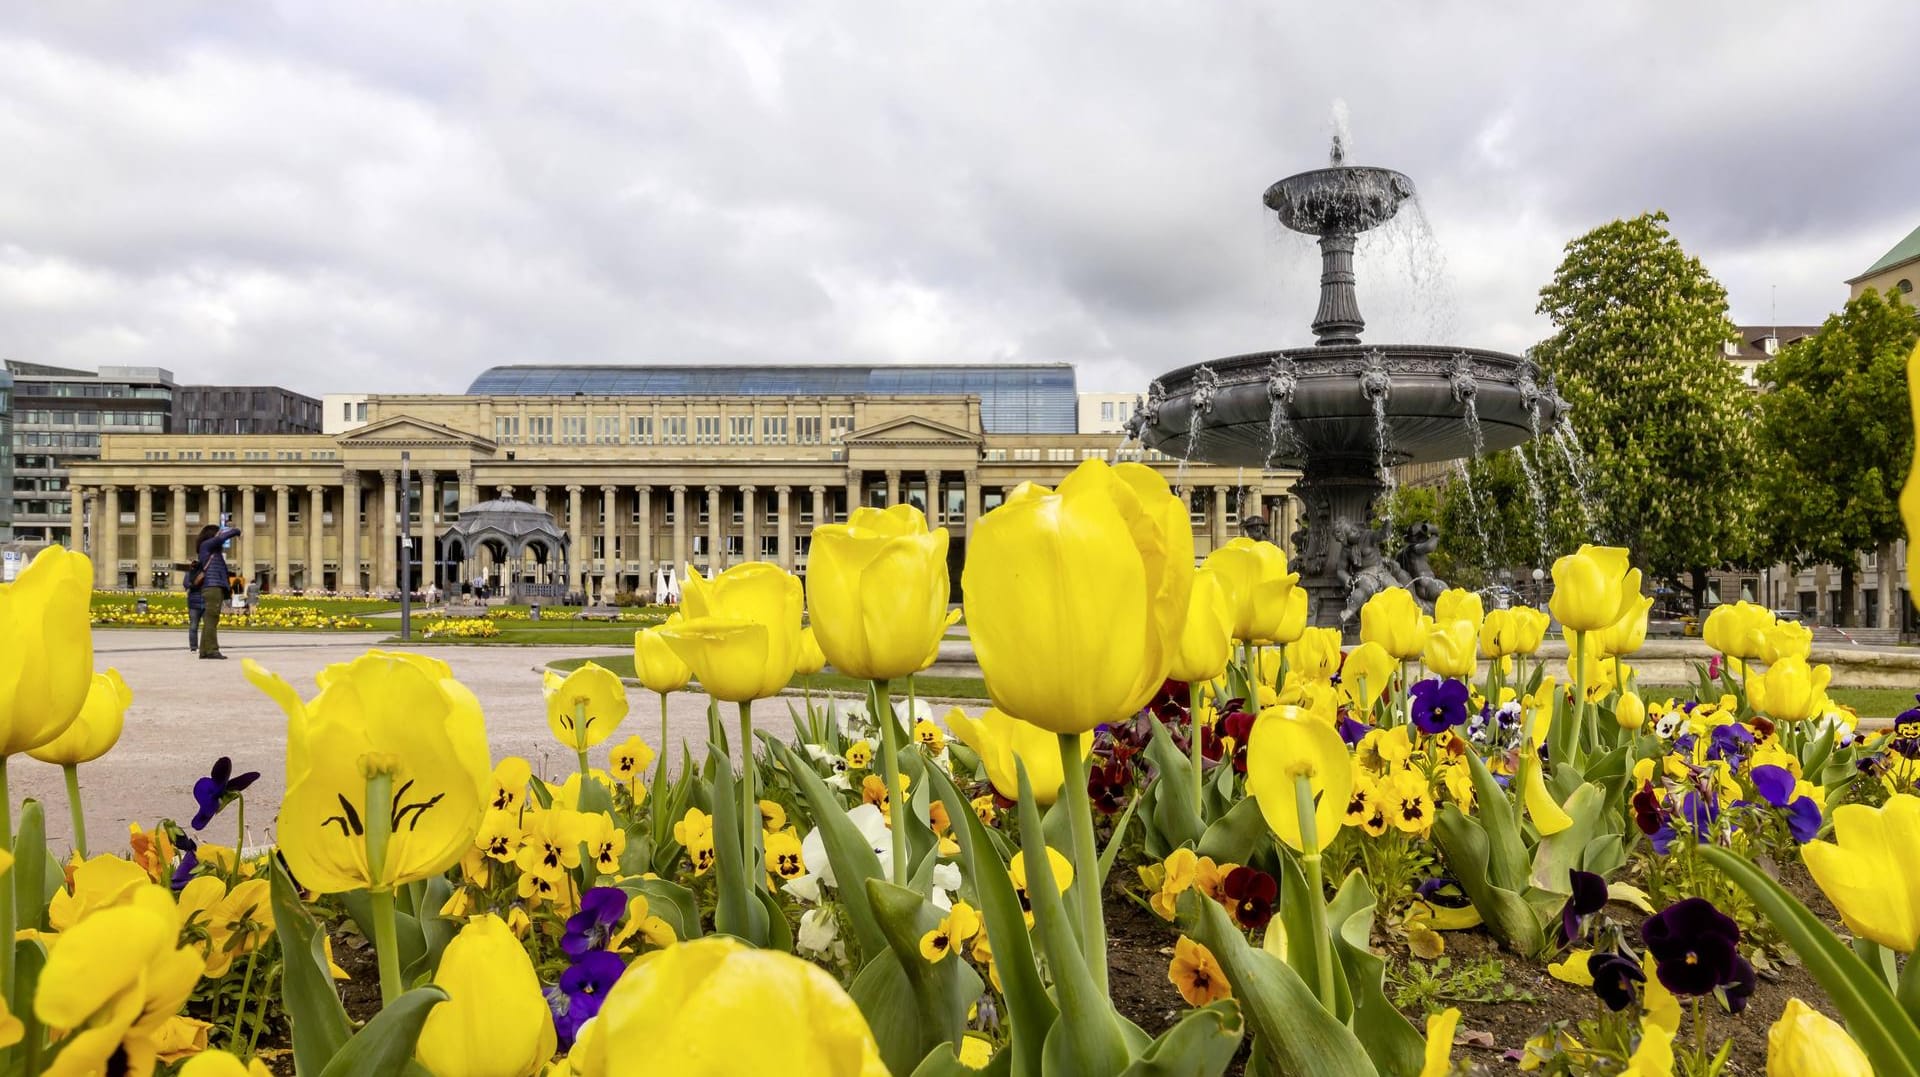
[1129,139,1567,628]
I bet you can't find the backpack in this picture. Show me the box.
[186,561,206,592]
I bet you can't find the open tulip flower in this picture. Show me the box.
[805,503,954,681]
[944,706,1089,806]
[1801,793,1920,953]
[1201,536,1300,643]
[543,662,631,766]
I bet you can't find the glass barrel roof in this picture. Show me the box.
[465,364,1078,434]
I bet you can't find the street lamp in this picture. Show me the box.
[1531,567,1546,608]
[400,451,412,641]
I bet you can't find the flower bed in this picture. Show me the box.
[421,616,502,639]
[91,603,372,630]
[1,455,1911,1076]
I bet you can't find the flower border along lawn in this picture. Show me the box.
[546,654,992,701]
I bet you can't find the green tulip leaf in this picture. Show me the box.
[1197,794,1271,865]
[1272,846,1345,1015]
[1328,872,1423,1077]
[1431,805,1546,955]
[15,937,46,1070]
[920,758,1056,1077]
[1144,717,1205,852]
[1582,834,1627,879]
[756,883,794,953]
[1099,789,1145,890]
[13,799,47,932]
[1458,746,1527,891]
[862,878,984,1074]
[316,985,449,1077]
[1528,783,1605,895]
[1702,845,1920,1077]
[1184,892,1374,1077]
[767,739,889,961]
[271,860,353,1075]
[704,736,769,946]
[1116,999,1243,1077]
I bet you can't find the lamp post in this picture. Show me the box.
[1531,567,1546,609]
[399,452,412,641]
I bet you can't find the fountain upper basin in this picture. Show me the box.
[1139,344,1555,470]
[1263,166,1416,236]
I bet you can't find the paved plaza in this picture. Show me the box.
[15,630,917,851]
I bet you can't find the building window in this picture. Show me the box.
[495,416,520,443]
[761,416,787,444]
[1101,401,1116,421]
[528,416,553,444]
[1900,279,1914,295]
[725,535,744,556]
[595,417,620,444]
[628,416,653,444]
[796,416,821,444]
[341,402,354,421]
[1013,448,1040,461]
[829,416,854,441]
[761,535,780,558]
[1047,448,1074,462]
[728,416,753,444]
[561,415,587,444]
[695,416,721,445]
[661,417,687,445]
[356,402,368,421]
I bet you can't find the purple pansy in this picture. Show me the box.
[1409,678,1470,735]
[561,887,630,958]
[191,756,260,831]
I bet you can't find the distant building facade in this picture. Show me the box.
[323,393,372,435]
[0,367,13,544]
[66,363,1297,596]
[1849,223,1920,301]
[4,362,178,550]
[1077,392,1139,435]
[175,385,323,435]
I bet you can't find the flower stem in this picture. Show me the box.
[873,681,910,887]
[61,764,87,859]
[1188,680,1206,815]
[1571,630,1589,767]
[1294,774,1336,1005]
[575,701,591,781]
[0,755,15,1000]
[235,793,246,860]
[659,691,670,761]
[230,947,259,1048]
[362,771,403,1006]
[1058,730,1108,991]
[737,700,758,878]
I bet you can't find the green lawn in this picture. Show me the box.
[1643,685,1913,719]
[390,620,649,647]
[545,655,991,701]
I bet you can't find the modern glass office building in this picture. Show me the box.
[0,368,13,544]
[466,364,1079,434]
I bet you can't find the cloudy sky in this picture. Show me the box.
[2,2,1916,395]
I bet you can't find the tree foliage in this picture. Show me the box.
[1753,288,1918,573]
[1532,211,1753,588]
[1377,449,1590,590]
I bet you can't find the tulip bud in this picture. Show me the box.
[1360,588,1427,660]
[660,563,806,703]
[805,504,952,681]
[1169,568,1234,684]
[795,626,827,676]
[416,914,558,1077]
[1422,620,1478,679]
[0,545,95,756]
[1615,691,1646,731]
[634,619,693,694]
[1702,601,1775,662]
[28,668,131,766]
[1767,997,1872,1076]
[1201,537,1299,643]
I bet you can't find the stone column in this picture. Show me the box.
[601,484,619,598]
[809,485,827,532]
[202,484,222,556]
[926,470,942,525]
[671,485,688,575]
[69,486,87,558]
[457,469,477,512]
[307,485,327,591]
[97,485,119,588]
[272,484,291,592]
[134,485,154,588]
[963,470,982,529]
[379,470,398,594]
[1211,485,1230,549]
[567,485,586,598]
[534,485,550,513]
[498,485,514,500]
[705,485,725,571]
[238,485,259,587]
[341,471,362,595]
[741,485,758,563]
[775,485,793,570]
[635,484,654,593]
[169,485,188,568]
[886,469,902,507]
[844,471,861,519]
[418,469,437,589]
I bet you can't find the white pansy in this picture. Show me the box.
[797,908,840,954]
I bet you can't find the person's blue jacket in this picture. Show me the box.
[197,527,241,591]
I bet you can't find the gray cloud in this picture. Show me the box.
[0,1,1914,397]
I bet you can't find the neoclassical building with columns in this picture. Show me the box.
[63,364,1297,598]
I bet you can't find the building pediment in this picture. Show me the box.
[337,415,497,451]
[840,415,983,446]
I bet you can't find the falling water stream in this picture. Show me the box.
[1373,392,1396,537]
[1552,418,1599,539]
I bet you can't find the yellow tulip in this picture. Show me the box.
[29,668,131,766]
[1434,589,1483,629]
[543,662,630,751]
[1245,706,1352,852]
[805,504,952,680]
[1269,586,1310,646]
[1510,607,1551,654]
[1616,691,1647,731]
[660,563,805,703]
[1766,997,1872,1077]
[1340,641,1400,712]
[416,913,558,1077]
[577,935,888,1076]
[1758,621,1813,665]
[1419,1007,1460,1077]
[0,544,94,756]
[795,626,827,676]
[180,1050,274,1077]
[1548,545,1641,634]
[1519,712,1571,835]
[245,653,491,895]
[1702,601,1775,661]
[1169,567,1235,684]
[1750,656,1831,722]
[1202,537,1300,643]
[962,459,1192,734]
[1285,627,1343,683]
[1477,609,1518,658]
[1596,591,1654,657]
[1422,619,1478,679]
[944,706,1090,806]
[633,617,693,694]
[1802,794,1920,952]
[1621,1021,1675,1077]
[1360,587,1426,660]
[36,883,204,1077]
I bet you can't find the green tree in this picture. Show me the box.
[1754,288,1919,627]
[1533,211,1753,606]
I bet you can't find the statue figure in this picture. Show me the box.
[1334,519,1408,626]
[1396,521,1446,608]
[1239,514,1271,544]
